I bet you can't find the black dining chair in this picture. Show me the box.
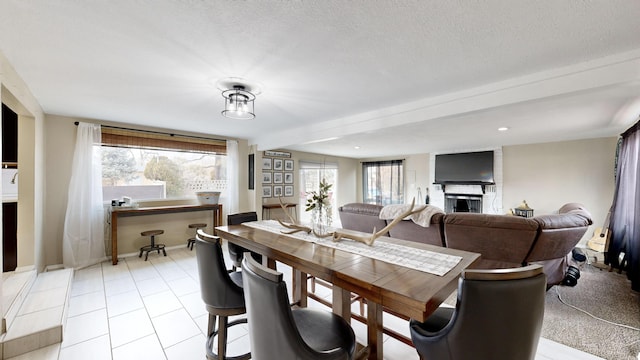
[227,212,262,270]
[409,264,546,360]
[241,254,357,360]
[195,229,250,360]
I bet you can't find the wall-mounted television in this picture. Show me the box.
[434,150,495,185]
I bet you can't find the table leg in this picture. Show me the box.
[331,285,352,323]
[292,269,308,308]
[367,301,383,360]
[111,212,118,265]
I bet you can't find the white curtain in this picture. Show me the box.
[63,123,106,269]
[225,140,239,220]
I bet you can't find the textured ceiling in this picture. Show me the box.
[1,1,639,158]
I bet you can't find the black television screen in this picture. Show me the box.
[434,151,495,184]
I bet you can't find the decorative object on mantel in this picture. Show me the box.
[513,200,534,218]
[332,198,423,245]
[305,178,333,236]
[276,197,311,234]
[217,77,262,120]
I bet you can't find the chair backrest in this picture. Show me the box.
[242,255,350,360]
[228,211,258,225]
[195,229,244,309]
[415,264,546,360]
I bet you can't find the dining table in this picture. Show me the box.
[215,221,480,360]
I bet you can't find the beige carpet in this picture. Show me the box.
[542,263,640,360]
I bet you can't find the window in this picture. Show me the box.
[99,127,227,202]
[362,160,404,205]
[298,161,338,225]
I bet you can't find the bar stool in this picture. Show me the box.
[187,223,207,250]
[139,229,166,261]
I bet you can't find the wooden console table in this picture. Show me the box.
[262,202,297,220]
[110,204,222,265]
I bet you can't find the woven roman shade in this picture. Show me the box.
[101,127,226,155]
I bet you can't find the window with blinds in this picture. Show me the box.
[99,127,228,201]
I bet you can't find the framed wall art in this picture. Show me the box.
[262,186,272,198]
[262,158,272,170]
[273,172,283,184]
[273,158,283,171]
[284,172,293,184]
[262,172,272,184]
[284,159,294,171]
[273,185,283,197]
[284,185,294,197]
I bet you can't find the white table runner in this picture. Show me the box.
[242,220,462,276]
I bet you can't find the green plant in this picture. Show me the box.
[305,178,332,212]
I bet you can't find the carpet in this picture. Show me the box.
[541,263,640,360]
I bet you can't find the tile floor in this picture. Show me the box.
[7,245,602,360]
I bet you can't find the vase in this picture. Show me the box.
[311,206,332,235]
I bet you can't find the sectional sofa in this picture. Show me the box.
[338,202,593,287]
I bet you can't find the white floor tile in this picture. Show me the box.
[178,291,207,319]
[151,308,201,348]
[166,276,199,297]
[108,309,155,348]
[70,278,104,297]
[62,308,109,348]
[58,335,111,360]
[164,334,206,360]
[67,290,106,317]
[112,334,167,360]
[104,275,136,297]
[143,290,182,318]
[134,277,169,297]
[106,290,144,318]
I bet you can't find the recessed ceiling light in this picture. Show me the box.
[354,146,361,150]
[498,127,509,132]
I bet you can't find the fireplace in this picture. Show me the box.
[445,193,483,213]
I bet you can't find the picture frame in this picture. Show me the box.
[273,172,283,184]
[273,185,283,197]
[262,186,272,198]
[284,185,294,197]
[273,158,283,171]
[284,172,293,184]
[262,172,272,184]
[284,159,294,171]
[262,158,272,170]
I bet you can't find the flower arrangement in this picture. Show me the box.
[305,178,332,228]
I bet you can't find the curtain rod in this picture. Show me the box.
[73,121,228,142]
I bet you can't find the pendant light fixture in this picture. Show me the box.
[217,78,261,120]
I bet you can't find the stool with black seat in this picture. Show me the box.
[242,254,356,360]
[195,229,251,360]
[227,212,262,271]
[187,223,207,250]
[139,229,166,261]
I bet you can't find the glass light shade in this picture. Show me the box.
[221,87,255,120]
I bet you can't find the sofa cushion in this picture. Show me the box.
[444,213,539,268]
[525,208,592,263]
[338,203,388,235]
[388,213,446,247]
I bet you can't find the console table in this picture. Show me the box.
[110,204,222,265]
[262,202,297,220]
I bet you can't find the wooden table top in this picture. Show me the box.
[216,224,480,321]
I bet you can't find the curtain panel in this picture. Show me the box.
[608,119,640,290]
[63,123,106,269]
